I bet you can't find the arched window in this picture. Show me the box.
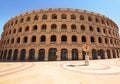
[61,14,67,19]
[11,38,14,44]
[82,36,86,42]
[7,49,12,60]
[112,50,116,58]
[71,24,76,32]
[98,49,105,59]
[9,30,11,34]
[92,49,97,59]
[80,15,84,20]
[95,18,99,23]
[61,35,67,42]
[20,18,24,23]
[51,35,56,42]
[13,29,16,33]
[103,28,106,34]
[88,16,92,21]
[42,14,47,20]
[51,24,57,31]
[7,39,9,44]
[40,35,46,42]
[61,49,68,60]
[81,25,85,30]
[105,38,108,44]
[97,27,100,32]
[38,49,45,61]
[41,24,46,31]
[26,16,31,22]
[72,35,77,42]
[3,50,7,59]
[48,48,57,61]
[34,15,39,21]
[91,36,95,42]
[23,36,28,43]
[31,36,36,42]
[89,26,93,31]
[13,49,18,60]
[25,26,29,32]
[20,49,26,61]
[71,14,76,20]
[101,19,105,24]
[107,49,111,58]
[98,37,102,43]
[15,20,18,24]
[29,49,35,60]
[33,25,37,31]
[52,14,57,19]
[16,37,20,43]
[110,39,113,44]
[61,24,67,32]
[18,27,22,33]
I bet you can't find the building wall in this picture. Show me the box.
[0,8,120,61]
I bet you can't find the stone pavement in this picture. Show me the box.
[0,59,120,84]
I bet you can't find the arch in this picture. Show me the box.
[33,25,37,31]
[42,14,47,20]
[15,20,18,24]
[7,39,9,44]
[31,36,36,42]
[38,49,45,61]
[98,49,105,59]
[112,50,116,58]
[107,49,111,59]
[11,38,14,44]
[25,26,29,32]
[95,18,99,23]
[61,24,67,31]
[61,35,67,42]
[72,35,77,42]
[51,35,56,42]
[7,49,12,61]
[48,48,57,61]
[51,24,57,31]
[98,37,102,43]
[26,16,31,22]
[13,49,18,61]
[20,18,24,23]
[82,36,86,42]
[72,49,78,60]
[103,28,106,34]
[16,37,20,43]
[91,36,95,42]
[71,14,76,20]
[52,14,57,19]
[97,27,100,32]
[89,26,94,31]
[61,49,68,60]
[81,25,85,30]
[34,15,39,21]
[71,24,76,32]
[29,49,35,61]
[3,50,7,60]
[105,38,108,44]
[9,30,11,34]
[18,27,22,33]
[40,35,46,42]
[88,16,92,21]
[20,49,26,61]
[80,15,84,20]
[23,36,28,43]
[41,24,47,31]
[92,49,97,59]
[13,29,16,33]
[61,14,67,19]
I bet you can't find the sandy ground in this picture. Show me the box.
[0,59,120,84]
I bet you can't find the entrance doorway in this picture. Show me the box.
[48,48,57,61]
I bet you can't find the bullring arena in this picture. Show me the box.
[0,8,120,84]
[0,8,120,61]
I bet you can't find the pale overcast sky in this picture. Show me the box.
[0,0,120,35]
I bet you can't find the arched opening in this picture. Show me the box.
[72,49,78,60]
[61,35,67,42]
[42,14,47,20]
[61,14,67,19]
[31,36,36,42]
[13,29,16,33]
[33,25,37,31]
[25,26,29,32]
[71,24,76,32]
[13,49,18,61]
[97,27,100,32]
[52,14,57,19]
[34,15,39,21]
[20,49,26,61]
[71,14,76,20]
[51,24,57,31]
[80,15,84,20]
[23,36,28,43]
[61,49,68,60]
[38,49,45,61]
[16,37,20,43]
[88,16,92,21]
[0,50,3,60]
[92,49,97,59]
[20,18,24,23]
[11,38,14,44]
[61,24,67,32]
[41,24,47,31]
[107,49,111,59]
[29,49,35,61]
[95,18,99,23]
[105,38,108,44]
[89,26,94,31]
[82,36,86,42]
[98,37,102,43]
[51,35,56,42]
[3,50,7,60]
[112,50,116,58]
[40,35,46,42]
[82,50,86,60]
[7,49,12,61]
[26,16,31,22]
[81,25,85,30]
[48,48,57,61]
[72,35,77,42]
[98,49,105,59]
[91,36,95,43]
[18,27,22,33]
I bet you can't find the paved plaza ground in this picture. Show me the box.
[0,59,120,84]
